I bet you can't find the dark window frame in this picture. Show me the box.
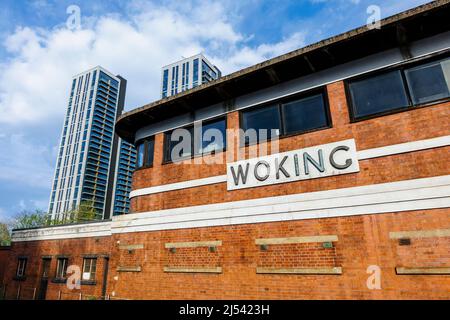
[345,52,450,123]
[135,136,155,171]
[54,257,69,281]
[239,87,332,147]
[81,257,97,283]
[163,115,227,164]
[41,257,52,279]
[14,257,28,280]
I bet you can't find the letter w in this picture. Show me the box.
[230,163,250,186]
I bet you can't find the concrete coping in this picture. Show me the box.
[395,267,450,275]
[165,240,222,249]
[256,267,342,275]
[117,266,142,272]
[389,229,450,239]
[163,267,222,274]
[255,235,338,245]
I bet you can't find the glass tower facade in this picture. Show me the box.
[110,138,136,216]
[161,53,221,98]
[49,66,135,220]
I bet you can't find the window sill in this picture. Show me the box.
[134,164,153,172]
[349,97,449,123]
[80,280,97,286]
[240,125,333,148]
[162,148,227,165]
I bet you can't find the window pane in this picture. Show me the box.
[405,58,450,105]
[136,143,144,168]
[82,258,96,280]
[349,70,410,118]
[165,127,193,162]
[17,259,27,277]
[282,94,328,134]
[146,139,155,166]
[242,104,281,144]
[57,258,68,278]
[199,119,226,154]
[42,259,50,278]
[82,259,90,280]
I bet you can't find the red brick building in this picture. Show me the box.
[3,2,450,300]
[0,246,11,295]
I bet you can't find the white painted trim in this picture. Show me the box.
[357,135,450,160]
[255,235,338,245]
[12,176,450,241]
[113,175,450,234]
[11,221,112,242]
[130,175,227,198]
[165,241,222,248]
[256,267,342,275]
[129,135,450,198]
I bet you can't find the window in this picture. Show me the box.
[241,90,329,145]
[200,118,226,154]
[136,142,145,168]
[41,258,51,278]
[282,93,329,135]
[82,258,97,281]
[16,258,27,278]
[348,56,450,120]
[242,104,281,144]
[135,137,155,169]
[348,70,409,119]
[165,126,194,161]
[193,58,199,87]
[405,58,450,105]
[55,258,68,279]
[146,138,155,165]
[164,117,227,162]
[162,69,169,98]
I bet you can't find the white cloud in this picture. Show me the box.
[0,1,302,125]
[0,1,309,216]
[212,32,306,74]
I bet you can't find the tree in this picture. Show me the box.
[0,223,10,246]
[75,199,99,222]
[8,200,101,231]
[11,209,51,229]
[57,199,100,224]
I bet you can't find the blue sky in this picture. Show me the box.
[0,0,432,222]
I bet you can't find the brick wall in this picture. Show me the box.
[3,80,449,300]
[3,236,111,300]
[131,81,450,213]
[107,209,450,300]
[0,246,10,286]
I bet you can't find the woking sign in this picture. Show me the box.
[227,139,360,190]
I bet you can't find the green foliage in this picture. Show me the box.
[11,209,51,229]
[75,199,99,222]
[59,199,100,223]
[9,199,101,230]
[0,223,11,246]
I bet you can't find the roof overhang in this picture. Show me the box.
[116,1,450,144]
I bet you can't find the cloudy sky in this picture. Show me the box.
[0,0,431,221]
